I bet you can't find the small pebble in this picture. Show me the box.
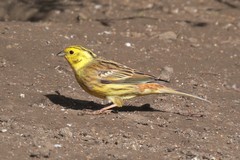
[1,129,7,133]
[67,123,72,127]
[20,93,25,98]
[54,144,62,148]
[0,57,7,67]
[125,42,132,47]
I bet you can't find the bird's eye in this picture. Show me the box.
[69,50,74,54]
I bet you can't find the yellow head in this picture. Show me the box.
[57,45,96,71]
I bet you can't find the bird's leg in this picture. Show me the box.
[90,103,117,115]
[86,96,123,115]
[99,103,117,113]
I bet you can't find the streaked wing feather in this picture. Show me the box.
[96,59,157,84]
[99,70,156,84]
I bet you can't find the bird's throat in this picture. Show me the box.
[69,57,92,73]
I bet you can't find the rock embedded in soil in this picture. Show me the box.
[58,127,73,138]
[158,31,177,41]
[158,66,174,82]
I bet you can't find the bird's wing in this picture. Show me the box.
[94,59,163,84]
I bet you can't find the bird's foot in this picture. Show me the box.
[82,104,118,115]
[84,109,113,115]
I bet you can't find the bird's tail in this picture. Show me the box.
[157,86,211,103]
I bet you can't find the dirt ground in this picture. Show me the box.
[0,0,239,159]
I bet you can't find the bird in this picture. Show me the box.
[57,45,210,114]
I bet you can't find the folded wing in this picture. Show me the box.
[95,59,167,84]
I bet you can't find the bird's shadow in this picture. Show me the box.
[45,93,161,112]
[45,93,205,117]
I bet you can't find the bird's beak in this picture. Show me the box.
[57,51,65,57]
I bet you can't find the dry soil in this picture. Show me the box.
[0,0,240,159]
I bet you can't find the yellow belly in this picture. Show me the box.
[80,81,138,100]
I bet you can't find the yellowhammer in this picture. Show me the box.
[57,45,210,114]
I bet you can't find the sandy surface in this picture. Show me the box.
[0,0,240,159]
